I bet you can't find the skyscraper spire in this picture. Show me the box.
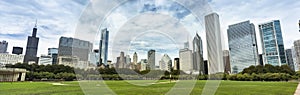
[34,19,37,28]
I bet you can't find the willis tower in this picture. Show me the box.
[23,20,39,64]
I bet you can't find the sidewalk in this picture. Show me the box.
[294,82,300,95]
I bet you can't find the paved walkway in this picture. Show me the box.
[295,82,300,95]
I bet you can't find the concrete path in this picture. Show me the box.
[295,82,300,95]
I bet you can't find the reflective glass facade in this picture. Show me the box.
[259,20,286,66]
[227,21,258,73]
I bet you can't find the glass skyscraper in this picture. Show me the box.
[99,28,109,65]
[227,21,258,73]
[259,20,286,66]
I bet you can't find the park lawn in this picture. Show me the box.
[0,80,298,95]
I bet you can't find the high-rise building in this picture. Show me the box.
[148,49,155,70]
[205,13,224,74]
[179,41,193,74]
[294,40,300,70]
[58,37,93,67]
[173,58,180,70]
[0,40,8,53]
[24,22,39,64]
[48,48,58,65]
[116,52,126,68]
[285,49,295,71]
[258,54,264,65]
[227,21,259,73]
[259,20,286,66]
[159,54,172,71]
[12,47,23,55]
[223,50,231,74]
[133,52,138,65]
[140,59,147,71]
[192,33,204,74]
[99,28,109,65]
[298,20,300,32]
[0,53,24,65]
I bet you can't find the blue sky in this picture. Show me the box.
[0,0,300,63]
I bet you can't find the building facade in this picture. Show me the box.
[0,40,8,53]
[159,54,172,71]
[179,48,193,74]
[223,50,231,74]
[99,28,109,65]
[205,13,224,74]
[227,21,259,73]
[148,50,155,70]
[285,49,295,71]
[192,34,204,74]
[259,20,286,66]
[173,58,180,70]
[48,48,58,65]
[0,54,24,65]
[116,52,126,69]
[38,55,52,65]
[294,40,300,70]
[24,23,39,64]
[12,47,23,55]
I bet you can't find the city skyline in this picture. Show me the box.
[0,0,300,62]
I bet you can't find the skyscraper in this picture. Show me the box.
[24,21,39,64]
[133,52,138,65]
[48,48,58,65]
[99,28,109,65]
[179,48,193,74]
[148,49,155,70]
[285,49,295,71]
[58,37,93,61]
[294,40,300,70]
[227,21,259,73]
[159,54,172,71]
[0,40,8,53]
[116,51,126,68]
[205,13,224,74]
[259,20,286,66]
[173,58,180,70]
[192,33,204,74]
[223,50,231,74]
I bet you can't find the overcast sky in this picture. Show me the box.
[0,0,299,63]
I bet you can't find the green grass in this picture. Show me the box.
[0,80,298,95]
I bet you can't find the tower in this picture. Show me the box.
[24,20,39,64]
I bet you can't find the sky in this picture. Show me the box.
[0,0,299,63]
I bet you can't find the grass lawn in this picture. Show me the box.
[0,80,298,95]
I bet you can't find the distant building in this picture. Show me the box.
[148,50,155,70]
[193,33,204,74]
[173,58,180,70]
[258,54,264,65]
[38,55,52,65]
[259,20,286,66]
[205,13,224,74]
[133,52,138,65]
[12,47,23,55]
[203,60,208,75]
[299,20,300,32]
[99,28,109,65]
[58,37,93,63]
[0,53,24,65]
[140,59,147,71]
[294,40,300,70]
[116,52,126,69]
[48,48,58,65]
[179,48,193,74]
[24,21,39,64]
[159,54,172,71]
[223,50,231,74]
[227,21,259,73]
[57,56,79,67]
[285,49,295,71]
[0,40,8,53]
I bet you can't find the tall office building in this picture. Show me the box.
[148,49,155,70]
[0,40,8,53]
[285,49,295,71]
[223,50,231,74]
[133,52,138,65]
[179,48,193,74]
[227,21,259,73]
[259,20,286,66]
[159,54,172,71]
[99,28,109,65]
[173,58,180,70]
[205,13,224,74]
[24,22,39,64]
[48,48,58,65]
[192,34,204,74]
[294,40,300,70]
[58,37,93,63]
[116,51,126,68]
